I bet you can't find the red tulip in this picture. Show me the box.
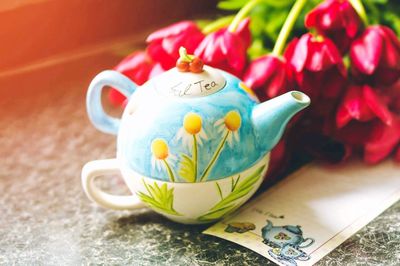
[364,115,400,164]
[243,55,291,100]
[395,145,400,162]
[285,34,346,113]
[195,18,251,77]
[148,62,166,79]
[336,84,393,128]
[385,80,400,113]
[350,25,400,87]
[335,120,375,146]
[333,82,400,163]
[109,51,154,106]
[146,21,204,70]
[264,138,290,184]
[305,0,363,53]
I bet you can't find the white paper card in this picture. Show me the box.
[204,159,400,265]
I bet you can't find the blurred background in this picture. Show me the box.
[0,0,218,157]
[0,0,220,71]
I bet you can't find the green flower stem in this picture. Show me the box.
[349,0,368,25]
[228,0,260,33]
[163,160,175,182]
[193,135,198,182]
[272,0,308,56]
[200,130,230,182]
[202,15,235,34]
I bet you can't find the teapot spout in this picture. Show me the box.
[252,91,310,153]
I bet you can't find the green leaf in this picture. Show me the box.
[197,166,265,221]
[137,180,182,216]
[216,182,223,200]
[231,175,240,192]
[197,204,236,221]
[148,182,161,201]
[178,153,196,182]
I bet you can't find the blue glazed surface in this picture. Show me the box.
[86,67,310,182]
[117,72,264,182]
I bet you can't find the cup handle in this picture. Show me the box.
[86,70,138,135]
[81,158,145,210]
[299,237,314,248]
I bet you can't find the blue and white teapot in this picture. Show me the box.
[81,48,310,224]
[262,220,314,248]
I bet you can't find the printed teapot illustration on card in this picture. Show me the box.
[262,220,314,266]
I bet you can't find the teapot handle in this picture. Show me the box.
[81,158,145,210]
[86,70,138,135]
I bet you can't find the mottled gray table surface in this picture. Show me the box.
[0,52,399,266]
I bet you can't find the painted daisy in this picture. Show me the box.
[175,112,208,149]
[199,110,242,182]
[151,138,177,182]
[214,110,242,147]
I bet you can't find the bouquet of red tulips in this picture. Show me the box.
[109,0,400,180]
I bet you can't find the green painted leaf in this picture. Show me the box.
[197,204,236,221]
[197,166,265,221]
[137,180,182,216]
[178,153,196,182]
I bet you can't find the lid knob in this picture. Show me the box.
[176,47,204,73]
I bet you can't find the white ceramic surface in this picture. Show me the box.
[82,153,270,224]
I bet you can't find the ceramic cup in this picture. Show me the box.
[279,244,310,261]
[81,153,269,224]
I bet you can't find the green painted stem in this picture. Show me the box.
[228,0,260,32]
[163,160,175,182]
[200,131,230,182]
[349,0,368,25]
[272,0,308,56]
[193,135,198,182]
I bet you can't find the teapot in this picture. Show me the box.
[261,220,314,248]
[81,49,310,224]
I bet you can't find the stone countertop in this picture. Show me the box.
[0,52,399,266]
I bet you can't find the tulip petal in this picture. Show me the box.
[336,104,353,128]
[380,26,400,70]
[350,27,383,75]
[304,0,362,53]
[147,41,175,69]
[336,85,376,128]
[235,18,251,49]
[195,25,247,77]
[110,51,154,106]
[336,120,375,146]
[364,118,400,164]
[149,63,166,79]
[289,34,310,72]
[363,85,393,126]
[343,3,361,38]
[146,21,197,42]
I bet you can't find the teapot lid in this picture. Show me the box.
[152,65,226,98]
[284,225,303,235]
